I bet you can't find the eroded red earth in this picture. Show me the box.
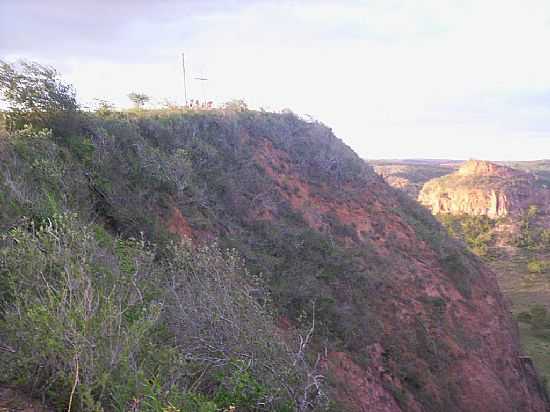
[165,136,548,411]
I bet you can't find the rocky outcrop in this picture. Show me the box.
[418,160,550,218]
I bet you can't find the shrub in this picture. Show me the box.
[0,213,167,410]
[0,213,326,411]
[437,214,495,257]
[161,241,327,410]
[0,126,90,225]
[516,311,532,323]
[514,205,549,250]
[527,260,547,274]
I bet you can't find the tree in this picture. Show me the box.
[128,92,150,109]
[0,60,78,129]
[516,205,540,249]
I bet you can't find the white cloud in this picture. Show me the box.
[3,0,550,159]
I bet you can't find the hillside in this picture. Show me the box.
[409,160,550,391]
[0,65,548,411]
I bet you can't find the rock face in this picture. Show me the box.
[418,160,550,218]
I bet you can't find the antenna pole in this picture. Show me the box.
[182,52,188,105]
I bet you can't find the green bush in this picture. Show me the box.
[516,311,532,324]
[514,205,550,251]
[0,214,167,410]
[437,214,495,257]
[527,260,547,274]
[0,213,325,411]
[0,126,90,225]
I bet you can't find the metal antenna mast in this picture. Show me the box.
[182,53,188,105]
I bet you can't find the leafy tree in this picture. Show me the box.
[438,214,494,257]
[128,92,150,109]
[0,60,78,129]
[515,205,549,250]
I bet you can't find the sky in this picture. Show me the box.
[1,0,550,160]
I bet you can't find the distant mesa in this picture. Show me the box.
[418,160,550,218]
[456,159,522,178]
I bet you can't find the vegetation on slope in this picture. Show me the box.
[436,204,550,389]
[375,159,550,393]
[437,214,497,257]
[1,61,547,411]
[0,61,328,411]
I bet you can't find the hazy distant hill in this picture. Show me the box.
[372,158,550,198]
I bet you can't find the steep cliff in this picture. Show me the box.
[1,112,548,411]
[418,160,550,218]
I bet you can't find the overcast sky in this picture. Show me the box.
[1,0,550,160]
